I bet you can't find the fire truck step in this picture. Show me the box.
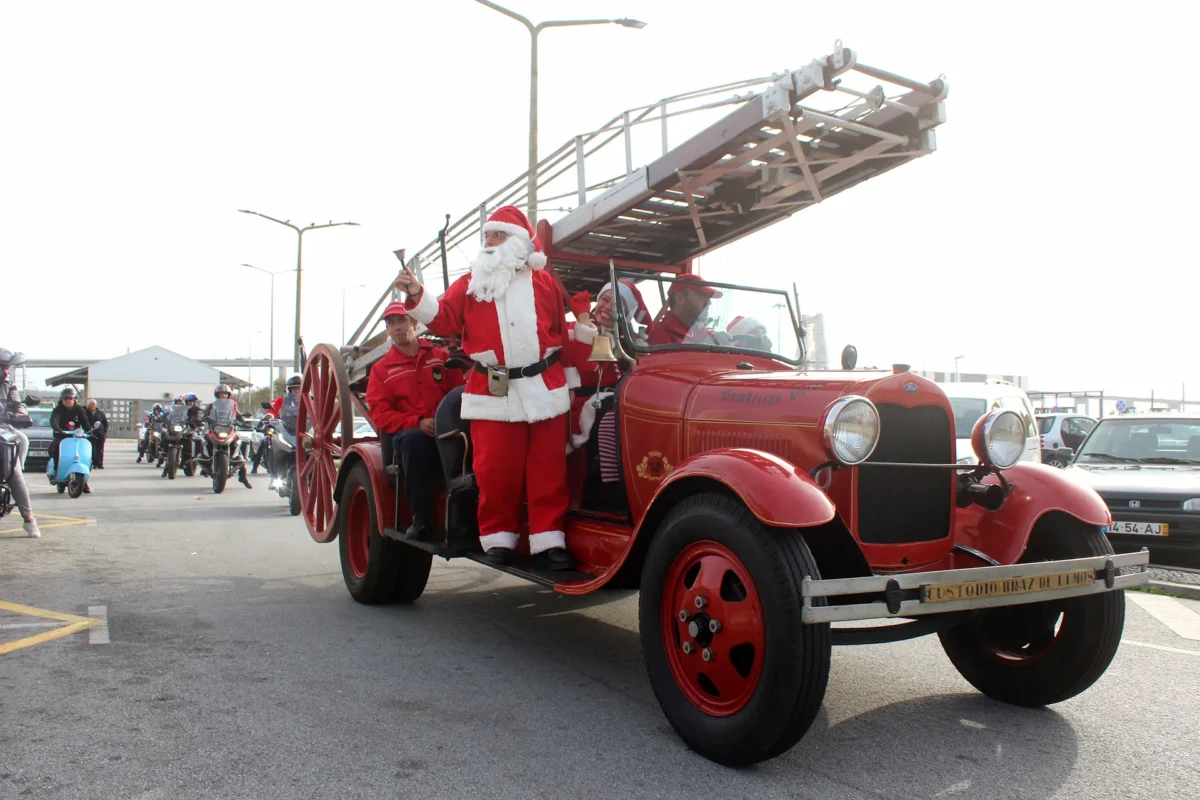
[464,553,593,588]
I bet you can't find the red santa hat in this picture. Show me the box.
[482,205,547,269]
[726,315,767,337]
[600,279,650,325]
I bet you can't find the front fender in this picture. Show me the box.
[336,441,397,539]
[652,448,836,528]
[955,462,1111,565]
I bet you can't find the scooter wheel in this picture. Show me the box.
[56,484,66,494]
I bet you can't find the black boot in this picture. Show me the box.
[405,522,435,542]
[534,547,574,571]
[238,469,252,489]
[481,547,514,566]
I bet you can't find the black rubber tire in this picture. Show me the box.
[337,463,431,605]
[1045,457,1069,469]
[148,440,159,463]
[213,451,228,494]
[56,483,66,494]
[167,447,179,480]
[639,492,830,766]
[938,517,1124,707]
[67,473,85,499]
[288,470,302,517]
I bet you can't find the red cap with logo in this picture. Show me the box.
[382,301,409,320]
[668,273,722,298]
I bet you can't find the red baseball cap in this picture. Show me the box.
[382,301,410,320]
[668,273,722,299]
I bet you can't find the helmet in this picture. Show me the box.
[174,395,183,403]
[153,403,163,411]
[214,383,232,398]
[0,348,27,369]
[59,387,77,400]
[185,393,198,404]
[286,374,302,390]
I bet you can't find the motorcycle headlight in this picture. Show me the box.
[971,409,1025,469]
[171,425,182,432]
[1183,498,1200,512]
[217,432,228,439]
[821,396,880,466]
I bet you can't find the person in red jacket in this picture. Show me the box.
[646,273,722,345]
[365,301,463,541]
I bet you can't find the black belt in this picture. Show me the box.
[472,349,560,380]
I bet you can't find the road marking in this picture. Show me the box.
[1123,639,1200,657]
[0,600,101,656]
[1127,592,1200,641]
[0,513,90,535]
[88,605,109,645]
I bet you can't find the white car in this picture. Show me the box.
[937,381,1041,465]
[1036,413,1097,467]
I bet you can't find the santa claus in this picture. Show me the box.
[395,205,577,570]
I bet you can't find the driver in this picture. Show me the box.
[365,301,463,542]
[646,274,722,345]
[138,402,167,463]
[0,348,40,537]
[726,316,773,352]
[203,384,252,488]
[50,387,91,494]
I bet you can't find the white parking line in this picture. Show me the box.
[1123,640,1200,657]
[1127,593,1200,641]
[87,605,109,645]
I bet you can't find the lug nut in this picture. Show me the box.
[678,610,689,622]
[708,619,722,634]
[688,620,701,638]
[694,596,708,609]
[681,641,695,655]
[701,647,714,662]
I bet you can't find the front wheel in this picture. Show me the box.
[212,451,228,494]
[288,468,301,516]
[938,516,1125,707]
[337,463,431,604]
[1044,457,1069,469]
[639,493,830,766]
[56,483,66,494]
[167,447,179,480]
[67,473,85,499]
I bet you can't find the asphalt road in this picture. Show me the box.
[2,440,1198,800]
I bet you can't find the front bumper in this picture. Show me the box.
[1105,510,1200,551]
[801,549,1149,623]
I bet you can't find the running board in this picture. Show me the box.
[464,553,594,588]
[381,527,475,559]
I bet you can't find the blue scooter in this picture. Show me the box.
[47,423,100,498]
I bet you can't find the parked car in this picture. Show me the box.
[22,407,53,472]
[1064,413,1200,557]
[1037,413,1097,468]
[937,381,1041,465]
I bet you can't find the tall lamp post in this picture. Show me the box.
[954,354,965,383]
[238,210,359,371]
[241,263,296,389]
[342,284,367,345]
[473,1,646,224]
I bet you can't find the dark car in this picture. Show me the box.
[22,406,54,472]
[1064,413,1200,561]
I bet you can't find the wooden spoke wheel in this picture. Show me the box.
[296,344,356,543]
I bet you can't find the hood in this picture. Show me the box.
[1064,464,1200,498]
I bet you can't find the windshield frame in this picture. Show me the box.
[611,266,807,367]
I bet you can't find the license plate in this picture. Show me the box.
[1103,521,1169,536]
[921,569,1096,603]
[29,450,48,457]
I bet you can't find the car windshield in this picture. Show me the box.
[26,408,51,427]
[949,399,987,439]
[615,270,804,365]
[1037,416,1056,434]
[1077,418,1200,464]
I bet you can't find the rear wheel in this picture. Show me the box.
[939,516,1124,706]
[338,462,431,604]
[639,493,830,766]
[213,451,228,494]
[67,473,85,499]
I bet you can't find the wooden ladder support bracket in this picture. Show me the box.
[676,171,708,250]
[779,114,823,204]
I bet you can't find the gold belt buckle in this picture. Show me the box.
[486,365,509,397]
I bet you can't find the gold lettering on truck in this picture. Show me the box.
[920,569,1095,603]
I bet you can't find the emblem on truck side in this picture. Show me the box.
[637,451,673,482]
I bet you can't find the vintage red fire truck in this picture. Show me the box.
[293,43,1149,765]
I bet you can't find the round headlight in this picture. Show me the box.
[971,409,1025,468]
[821,396,880,465]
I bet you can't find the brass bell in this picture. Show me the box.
[587,331,619,363]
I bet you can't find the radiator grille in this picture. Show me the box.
[856,404,953,545]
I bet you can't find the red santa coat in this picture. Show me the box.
[564,321,621,447]
[406,268,580,422]
[365,340,463,433]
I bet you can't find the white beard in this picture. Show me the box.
[467,234,531,302]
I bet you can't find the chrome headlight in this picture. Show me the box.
[821,396,880,465]
[971,409,1025,468]
[1183,498,1200,512]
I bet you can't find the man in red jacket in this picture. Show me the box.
[366,301,463,541]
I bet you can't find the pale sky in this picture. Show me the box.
[3,1,1197,401]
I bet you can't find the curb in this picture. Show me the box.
[1147,581,1200,601]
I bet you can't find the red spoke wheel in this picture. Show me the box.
[939,515,1126,706]
[296,344,355,543]
[639,493,830,766]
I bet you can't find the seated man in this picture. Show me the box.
[365,301,463,541]
[646,274,722,345]
[726,315,773,352]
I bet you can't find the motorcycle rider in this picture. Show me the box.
[268,375,302,480]
[138,402,168,463]
[250,412,275,474]
[0,348,40,537]
[202,384,252,488]
[50,387,92,494]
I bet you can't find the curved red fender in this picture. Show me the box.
[337,440,400,537]
[955,462,1112,566]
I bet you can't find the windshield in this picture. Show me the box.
[949,398,987,439]
[211,398,236,425]
[1077,418,1200,463]
[1037,416,1055,434]
[167,404,188,423]
[26,408,51,427]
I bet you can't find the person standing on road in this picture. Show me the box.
[365,301,464,542]
[396,205,578,570]
[85,399,108,469]
[0,348,40,537]
[50,387,91,493]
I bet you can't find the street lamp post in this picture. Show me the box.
[342,284,367,345]
[473,1,646,224]
[241,263,297,389]
[954,354,965,383]
[238,210,359,371]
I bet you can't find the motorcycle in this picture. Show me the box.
[192,398,249,493]
[146,417,164,464]
[47,423,100,498]
[160,405,197,480]
[262,398,301,516]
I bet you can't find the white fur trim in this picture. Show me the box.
[526,251,546,270]
[564,366,581,389]
[460,383,570,423]
[408,289,440,325]
[571,390,613,448]
[493,270,541,368]
[482,221,531,240]
[471,349,499,367]
[528,530,565,554]
[479,531,518,551]
[572,322,598,346]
